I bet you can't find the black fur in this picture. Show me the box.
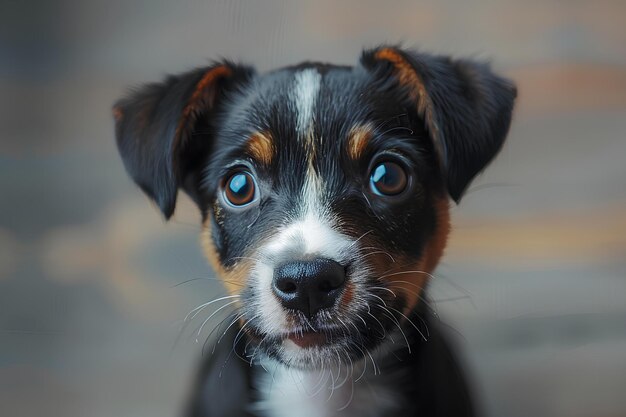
[113,46,516,417]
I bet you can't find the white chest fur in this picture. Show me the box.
[251,359,403,417]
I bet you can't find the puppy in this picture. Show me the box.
[113,46,516,417]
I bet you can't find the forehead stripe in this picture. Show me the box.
[293,69,321,136]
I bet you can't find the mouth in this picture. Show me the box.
[286,331,329,348]
[246,324,353,357]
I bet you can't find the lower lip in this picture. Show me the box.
[287,332,328,348]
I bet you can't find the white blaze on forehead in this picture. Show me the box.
[293,68,322,135]
[300,161,325,218]
[288,67,341,257]
[249,68,355,339]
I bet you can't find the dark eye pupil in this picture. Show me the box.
[225,172,256,206]
[370,162,407,196]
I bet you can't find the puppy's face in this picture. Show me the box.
[114,47,516,369]
[201,65,448,367]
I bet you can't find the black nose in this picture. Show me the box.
[272,258,346,318]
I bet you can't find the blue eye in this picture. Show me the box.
[224,172,256,206]
[369,162,408,196]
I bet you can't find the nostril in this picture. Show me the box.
[276,279,297,294]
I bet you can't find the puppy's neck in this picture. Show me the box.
[251,329,417,417]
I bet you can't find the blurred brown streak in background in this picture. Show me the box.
[1,1,625,416]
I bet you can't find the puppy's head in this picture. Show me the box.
[114,47,515,369]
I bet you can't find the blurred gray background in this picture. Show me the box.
[1,1,626,416]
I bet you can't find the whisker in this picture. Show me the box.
[195,300,240,341]
[366,349,379,375]
[432,295,473,303]
[369,293,388,307]
[387,306,428,341]
[224,256,262,263]
[379,125,414,136]
[379,269,435,280]
[360,192,383,220]
[353,343,369,382]
[203,311,242,356]
[218,319,254,378]
[366,307,387,339]
[359,249,396,264]
[370,286,397,298]
[347,230,373,249]
[373,303,411,353]
[216,313,246,346]
[386,282,436,313]
[185,295,241,323]
[170,276,245,288]
[171,296,240,353]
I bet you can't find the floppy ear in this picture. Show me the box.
[113,62,255,219]
[361,46,517,202]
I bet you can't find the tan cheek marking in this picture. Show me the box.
[418,197,451,273]
[375,197,450,315]
[400,197,450,314]
[347,123,374,160]
[374,48,444,162]
[246,131,275,166]
[201,218,250,296]
[339,281,354,311]
[367,250,428,313]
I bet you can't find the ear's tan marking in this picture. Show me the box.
[246,131,275,166]
[112,106,123,122]
[374,48,445,164]
[201,218,250,296]
[175,65,232,148]
[347,123,374,160]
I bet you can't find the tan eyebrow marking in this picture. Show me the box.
[246,131,275,165]
[347,123,374,160]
